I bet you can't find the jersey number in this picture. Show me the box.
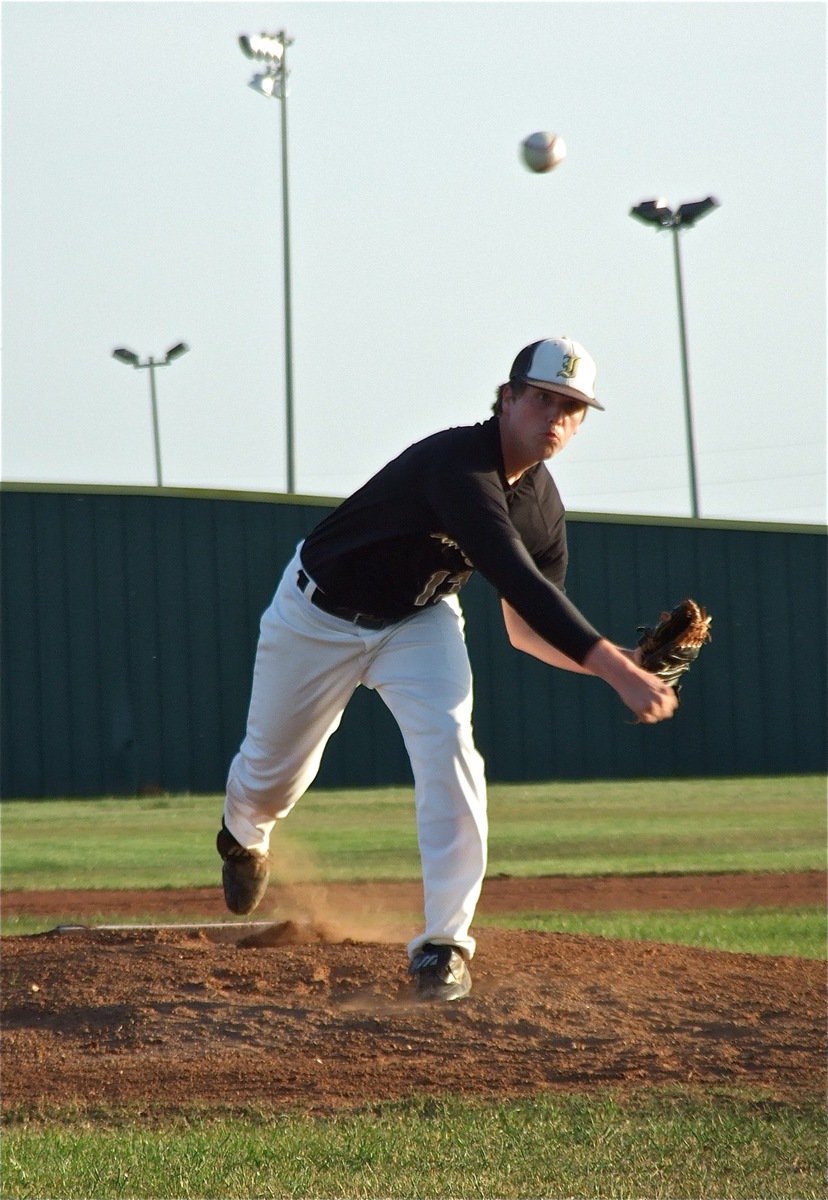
[414,569,472,607]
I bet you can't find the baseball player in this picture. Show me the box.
[217,336,678,1002]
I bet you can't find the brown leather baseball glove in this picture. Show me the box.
[637,599,712,695]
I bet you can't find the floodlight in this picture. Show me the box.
[675,196,719,227]
[239,33,285,62]
[237,28,297,493]
[628,192,721,518]
[248,71,283,100]
[110,342,191,487]
[629,199,674,227]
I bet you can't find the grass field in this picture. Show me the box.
[3,904,826,957]
[3,1091,825,1200]
[478,907,827,959]
[2,775,825,891]
[2,775,825,954]
[2,777,826,1199]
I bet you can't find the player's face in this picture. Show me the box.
[500,385,587,478]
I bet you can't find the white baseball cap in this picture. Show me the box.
[509,337,604,410]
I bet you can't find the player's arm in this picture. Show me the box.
[430,464,672,720]
[432,472,601,662]
[502,600,641,673]
[501,600,592,673]
[501,599,672,723]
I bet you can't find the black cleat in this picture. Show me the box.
[408,942,472,1002]
[216,821,270,915]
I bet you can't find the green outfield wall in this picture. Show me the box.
[1,484,825,798]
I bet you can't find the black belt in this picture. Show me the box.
[297,569,398,631]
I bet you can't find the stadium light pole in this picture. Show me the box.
[111,342,190,487]
[239,30,296,494]
[629,196,720,519]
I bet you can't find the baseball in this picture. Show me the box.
[521,131,566,173]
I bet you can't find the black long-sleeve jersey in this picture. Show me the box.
[300,415,602,664]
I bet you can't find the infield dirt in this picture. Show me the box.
[2,872,825,1115]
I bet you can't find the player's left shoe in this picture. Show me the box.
[408,942,472,1002]
[216,821,270,915]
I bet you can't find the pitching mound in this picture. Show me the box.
[3,919,824,1114]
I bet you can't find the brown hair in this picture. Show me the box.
[491,379,528,416]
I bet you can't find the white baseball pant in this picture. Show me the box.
[224,543,488,959]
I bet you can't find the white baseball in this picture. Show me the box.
[521,131,566,174]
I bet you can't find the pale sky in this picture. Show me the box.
[2,0,825,523]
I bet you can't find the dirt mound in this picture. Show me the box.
[3,919,824,1114]
[236,919,341,948]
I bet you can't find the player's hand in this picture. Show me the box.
[616,671,679,724]
[584,639,679,724]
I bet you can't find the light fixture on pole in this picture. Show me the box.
[239,29,296,494]
[630,195,719,519]
[111,342,190,487]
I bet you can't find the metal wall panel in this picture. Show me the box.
[1,485,824,797]
[467,516,828,781]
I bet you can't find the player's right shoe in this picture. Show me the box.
[216,821,269,915]
[408,942,472,1002]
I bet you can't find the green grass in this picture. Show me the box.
[1,776,825,892]
[2,1091,825,1200]
[2,784,826,1198]
[3,777,824,953]
[3,905,825,959]
[477,907,827,959]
